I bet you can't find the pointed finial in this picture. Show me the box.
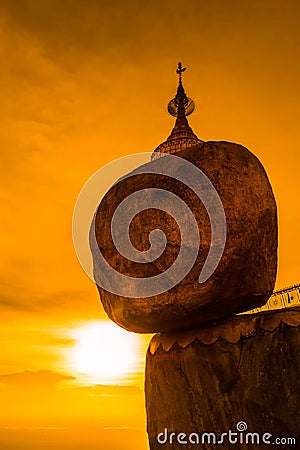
[168,62,194,118]
[176,62,186,85]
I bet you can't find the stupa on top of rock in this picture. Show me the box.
[151,62,203,159]
[91,61,278,334]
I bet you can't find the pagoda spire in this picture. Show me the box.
[152,62,203,160]
[166,62,200,143]
[169,62,195,138]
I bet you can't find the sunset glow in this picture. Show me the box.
[1,1,300,449]
[70,321,140,382]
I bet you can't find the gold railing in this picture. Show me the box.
[244,283,300,314]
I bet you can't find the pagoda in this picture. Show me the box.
[152,62,203,160]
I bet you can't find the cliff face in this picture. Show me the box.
[145,307,300,450]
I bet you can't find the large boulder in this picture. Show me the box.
[91,141,277,333]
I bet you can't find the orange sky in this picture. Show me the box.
[0,1,300,448]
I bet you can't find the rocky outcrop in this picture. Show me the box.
[145,307,300,449]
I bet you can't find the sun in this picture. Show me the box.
[70,321,140,382]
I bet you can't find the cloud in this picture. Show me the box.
[73,384,142,396]
[0,296,32,311]
[0,369,75,390]
[0,282,95,315]
[0,0,169,69]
